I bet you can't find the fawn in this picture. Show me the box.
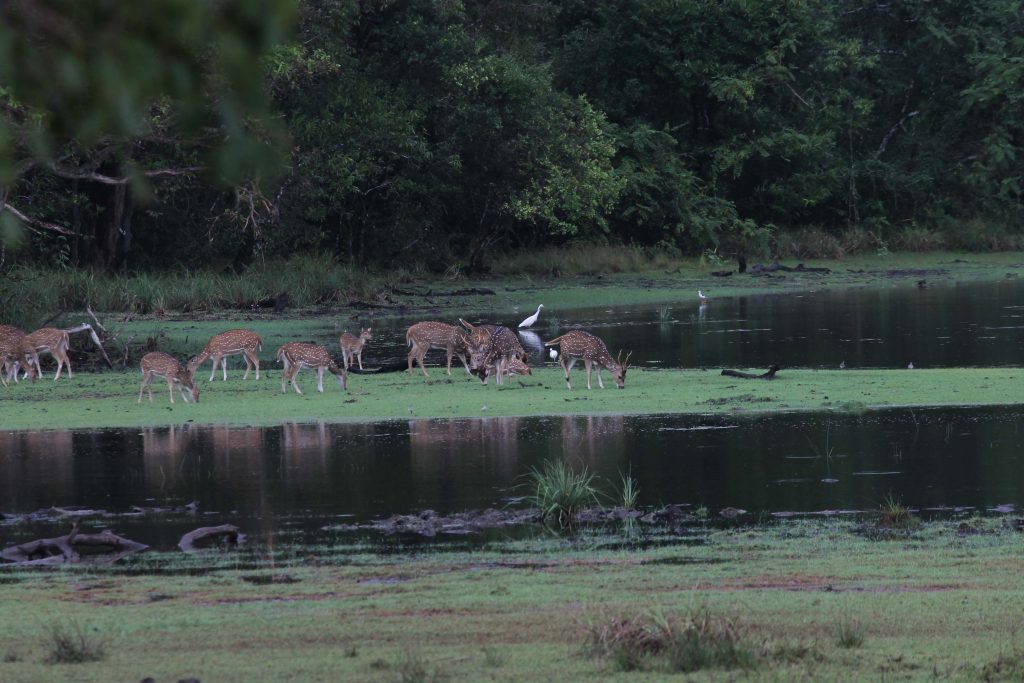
[339,328,372,370]
[545,330,631,389]
[276,342,347,394]
[138,352,199,404]
[405,322,472,377]
[188,329,263,381]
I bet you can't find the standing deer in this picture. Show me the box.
[339,328,372,370]
[275,342,347,394]
[468,326,528,385]
[0,325,29,385]
[22,327,72,380]
[138,352,199,404]
[544,330,630,390]
[188,329,263,381]
[405,322,472,377]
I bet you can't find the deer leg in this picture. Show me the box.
[178,382,191,403]
[208,356,219,382]
[221,357,228,381]
[291,366,303,395]
[583,359,594,390]
[418,347,430,378]
[445,344,454,376]
[561,357,573,390]
[357,350,364,371]
[242,353,252,380]
[596,366,605,389]
[407,344,415,376]
[252,353,260,380]
[280,362,289,393]
[138,371,149,403]
[317,366,325,393]
[167,377,176,404]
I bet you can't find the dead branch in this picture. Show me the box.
[721,364,781,380]
[0,520,148,565]
[178,524,245,552]
[44,162,204,185]
[64,322,113,368]
[0,203,80,236]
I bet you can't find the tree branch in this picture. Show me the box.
[0,202,80,236]
[44,163,205,185]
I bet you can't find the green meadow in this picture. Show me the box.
[1,366,1022,431]
[1,518,1022,682]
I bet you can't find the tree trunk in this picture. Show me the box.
[82,161,134,270]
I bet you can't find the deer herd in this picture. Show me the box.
[0,315,631,405]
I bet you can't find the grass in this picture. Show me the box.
[43,621,106,664]
[524,459,602,528]
[619,469,640,510]
[1,517,1023,681]
[1,365,1023,431]
[833,614,866,649]
[878,493,918,529]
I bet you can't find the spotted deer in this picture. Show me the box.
[138,352,199,404]
[472,354,532,385]
[188,329,263,382]
[468,325,528,385]
[339,328,372,370]
[0,325,24,384]
[544,330,631,390]
[275,342,347,394]
[22,327,72,380]
[405,322,472,377]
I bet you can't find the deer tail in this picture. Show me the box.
[256,335,263,351]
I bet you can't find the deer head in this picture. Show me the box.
[360,328,373,341]
[613,350,632,389]
[182,373,200,403]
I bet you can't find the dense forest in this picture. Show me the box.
[1,0,1023,275]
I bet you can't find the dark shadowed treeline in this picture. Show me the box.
[2,0,1023,274]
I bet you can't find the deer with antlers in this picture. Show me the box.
[138,352,199,404]
[188,329,263,382]
[466,324,528,386]
[339,328,372,371]
[544,330,631,390]
[275,342,347,394]
[405,322,472,377]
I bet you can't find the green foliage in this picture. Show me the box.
[524,459,602,528]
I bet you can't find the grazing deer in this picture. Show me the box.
[138,352,199,404]
[544,330,631,390]
[468,326,528,385]
[339,328,372,370]
[0,326,28,385]
[188,329,263,381]
[275,342,347,394]
[23,327,72,380]
[472,354,532,385]
[405,322,472,377]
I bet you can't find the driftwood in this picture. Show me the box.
[720,364,781,380]
[0,521,148,565]
[751,261,831,275]
[64,322,114,368]
[178,524,245,552]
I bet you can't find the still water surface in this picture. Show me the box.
[359,278,1024,370]
[2,406,1022,545]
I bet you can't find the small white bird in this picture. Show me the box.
[549,348,558,360]
[907,362,914,369]
[839,361,846,369]
[697,290,709,301]
[519,304,544,328]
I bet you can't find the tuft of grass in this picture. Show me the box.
[833,614,866,649]
[524,459,602,529]
[583,609,756,674]
[481,646,504,668]
[657,305,672,322]
[43,620,107,664]
[395,649,446,683]
[878,493,918,529]
[620,469,640,510]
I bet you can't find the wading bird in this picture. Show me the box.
[518,304,544,328]
[697,290,709,302]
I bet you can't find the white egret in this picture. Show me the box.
[697,290,709,301]
[549,348,558,360]
[518,304,544,328]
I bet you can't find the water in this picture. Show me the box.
[2,406,1022,545]
[363,278,1024,370]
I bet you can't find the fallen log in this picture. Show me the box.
[720,364,781,380]
[0,521,148,565]
[178,524,245,552]
[751,261,831,275]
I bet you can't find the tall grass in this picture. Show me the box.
[582,608,756,674]
[620,469,640,510]
[524,459,602,528]
[44,620,106,664]
[492,245,680,277]
[0,255,387,322]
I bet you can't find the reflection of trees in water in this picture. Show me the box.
[0,431,74,507]
[560,415,625,470]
